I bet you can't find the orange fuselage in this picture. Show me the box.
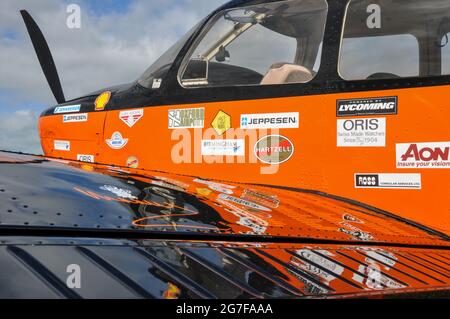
[39,85,450,237]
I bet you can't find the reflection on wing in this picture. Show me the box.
[0,151,448,298]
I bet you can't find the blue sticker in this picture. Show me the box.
[54,105,81,114]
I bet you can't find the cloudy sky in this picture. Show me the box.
[0,0,226,154]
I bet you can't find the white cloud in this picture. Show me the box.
[1,0,227,102]
[0,110,41,154]
[0,0,227,153]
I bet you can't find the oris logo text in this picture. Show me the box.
[397,142,450,169]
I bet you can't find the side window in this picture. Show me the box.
[179,0,328,88]
[340,0,450,81]
[340,35,419,80]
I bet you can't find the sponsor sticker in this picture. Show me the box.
[95,91,111,111]
[337,118,386,147]
[217,197,268,234]
[254,135,294,165]
[100,185,137,200]
[355,174,422,189]
[241,189,280,209]
[54,140,70,151]
[152,79,162,89]
[155,177,190,190]
[397,142,450,169]
[218,194,271,212]
[211,110,231,136]
[290,249,344,284]
[337,97,397,117]
[343,214,363,224]
[201,139,245,156]
[54,105,81,114]
[77,154,94,163]
[120,109,144,128]
[196,188,213,197]
[206,183,233,195]
[105,132,128,149]
[168,107,204,129]
[63,113,88,123]
[151,180,185,192]
[194,179,236,189]
[240,112,299,129]
[339,222,374,241]
[126,156,139,168]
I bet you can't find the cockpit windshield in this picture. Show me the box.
[138,21,203,89]
[179,0,328,88]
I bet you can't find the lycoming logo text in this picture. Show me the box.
[337,97,397,117]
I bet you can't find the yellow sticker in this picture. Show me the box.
[95,91,111,111]
[211,110,231,136]
[163,283,181,299]
[126,156,139,168]
[196,188,213,197]
[80,164,94,172]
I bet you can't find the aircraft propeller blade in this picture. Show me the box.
[20,10,66,104]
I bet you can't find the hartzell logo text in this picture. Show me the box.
[397,142,450,169]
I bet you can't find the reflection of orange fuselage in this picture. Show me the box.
[39,85,450,237]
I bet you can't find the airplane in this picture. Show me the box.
[0,0,447,298]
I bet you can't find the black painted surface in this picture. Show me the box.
[0,151,449,298]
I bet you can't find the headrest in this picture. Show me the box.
[261,63,313,85]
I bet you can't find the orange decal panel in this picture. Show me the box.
[40,85,450,236]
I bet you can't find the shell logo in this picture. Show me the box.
[95,91,111,111]
[163,283,181,299]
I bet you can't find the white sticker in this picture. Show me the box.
[355,174,421,189]
[207,183,234,195]
[240,112,299,129]
[193,179,236,189]
[152,79,162,89]
[151,180,185,192]
[218,194,271,212]
[397,142,450,169]
[63,113,88,123]
[54,140,71,151]
[100,185,137,200]
[119,109,144,128]
[168,108,204,129]
[337,118,386,147]
[54,105,81,114]
[201,139,245,156]
[105,132,128,150]
[77,154,94,163]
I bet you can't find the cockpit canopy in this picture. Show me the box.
[138,0,450,89]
